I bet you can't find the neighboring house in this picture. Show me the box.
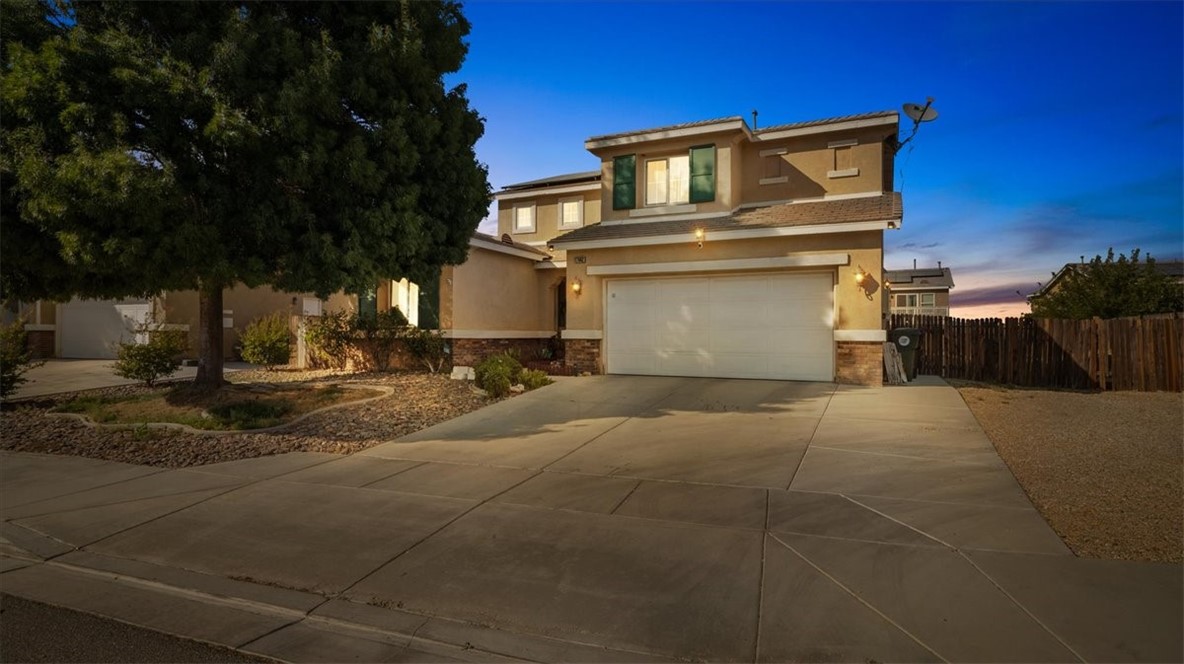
[442,109,904,386]
[1029,260,1184,302]
[884,264,955,316]
[8,277,429,361]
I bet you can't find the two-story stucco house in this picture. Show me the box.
[884,264,955,316]
[440,110,904,386]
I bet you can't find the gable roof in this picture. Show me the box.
[1031,260,1184,298]
[499,170,601,192]
[884,267,955,291]
[550,193,901,247]
[755,110,898,135]
[470,231,551,260]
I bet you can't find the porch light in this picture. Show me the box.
[694,228,704,248]
[571,278,582,295]
[854,269,866,285]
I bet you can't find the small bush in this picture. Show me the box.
[475,352,522,391]
[403,326,448,373]
[519,368,553,391]
[206,399,292,428]
[304,310,353,369]
[1,320,44,398]
[240,313,290,369]
[353,308,408,372]
[482,366,513,397]
[112,331,187,387]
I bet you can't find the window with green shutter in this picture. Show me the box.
[612,154,636,210]
[357,288,378,321]
[689,145,715,203]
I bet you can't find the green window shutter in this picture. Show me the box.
[612,154,636,210]
[689,145,715,203]
[357,288,378,321]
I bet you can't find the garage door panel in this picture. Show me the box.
[606,273,835,381]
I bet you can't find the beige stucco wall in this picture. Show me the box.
[563,230,884,334]
[497,190,601,261]
[740,126,894,205]
[446,246,553,332]
[162,285,353,359]
[595,132,738,223]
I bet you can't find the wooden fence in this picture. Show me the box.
[886,313,1183,392]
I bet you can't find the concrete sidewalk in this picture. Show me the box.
[6,359,253,400]
[1,376,1179,662]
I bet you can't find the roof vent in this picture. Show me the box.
[501,233,514,245]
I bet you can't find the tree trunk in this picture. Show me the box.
[194,282,225,388]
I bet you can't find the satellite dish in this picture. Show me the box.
[903,102,939,122]
[891,96,938,155]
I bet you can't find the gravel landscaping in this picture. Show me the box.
[1,371,492,468]
[954,381,1183,564]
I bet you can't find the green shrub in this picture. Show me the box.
[239,313,291,369]
[403,326,448,373]
[1,320,44,398]
[475,352,522,391]
[304,310,353,369]
[237,312,288,366]
[482,366,513,397]
[519,368,553,391]
[112,330,187,387]
[353,308,408,372]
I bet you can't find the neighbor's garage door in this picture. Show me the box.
[59,298,149,359]
[605,273,834,381]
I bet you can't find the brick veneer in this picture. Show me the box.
[451,338,548,368]
[564,339,601,374]
[835,340,883,387]
[25,330,54,359]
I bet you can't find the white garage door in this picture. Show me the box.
[605,273,834,381]
[59,298,150,359]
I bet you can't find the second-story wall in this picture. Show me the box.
[596,132,739,223]
[497,189,601,255]
[739,125,894,205]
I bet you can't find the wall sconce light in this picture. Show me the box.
[694,228,705,248]
[854,268,867,286]
[571,278,582,296]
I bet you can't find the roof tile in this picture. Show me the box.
[551,193,902,245]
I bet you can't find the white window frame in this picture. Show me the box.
[920,292,936,307]
[896,293,918,308]
[513,203,536,233]
[644,155,690,207]
[558,197,584,229]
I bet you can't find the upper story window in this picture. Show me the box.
[613,145,715,210]
[558,198,583,229]
[895,293,937,308]
[513,203,536,233]
[646,155,690,206]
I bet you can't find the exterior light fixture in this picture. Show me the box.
[854,269,866,285]
[571,278,582,295]
[694,228,705,248]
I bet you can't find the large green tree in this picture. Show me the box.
[1029,248,1184,319]
[2,0,489,386]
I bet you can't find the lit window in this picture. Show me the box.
[513,204,535,233]
[645,155,690,206]
[559,199,583,229]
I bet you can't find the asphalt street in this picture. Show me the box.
[0,594,267,663]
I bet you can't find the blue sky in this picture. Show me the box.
[450,1,1183,317]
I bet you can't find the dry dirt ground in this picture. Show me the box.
[0,370,491,468]
[954,381,1183,564]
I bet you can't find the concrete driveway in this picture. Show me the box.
[1,376,1179,662]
